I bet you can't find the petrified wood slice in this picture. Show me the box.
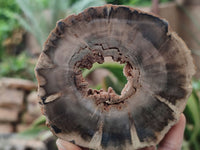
[35,5,195,150]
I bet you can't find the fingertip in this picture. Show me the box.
[180,113,186,125]
[158,113,186,150]
[56,139,82,150]
[56,139,66,150]
[139,146,156,150]
[173,113,186,134]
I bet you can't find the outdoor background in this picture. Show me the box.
[0,0,199,149]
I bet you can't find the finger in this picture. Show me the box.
[139,146,156,150]
[158,113,186,150]
[56,139,82,150]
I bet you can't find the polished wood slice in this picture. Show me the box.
[35,4,195,150]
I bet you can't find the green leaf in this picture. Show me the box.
[17,126,49,139]
[192,80,200,91]
[15,0,106,48]
[90,84,102,90]
[184,92,200,125]
[103,76,124,95]
[82,62,127,84]
[31,115,46,128]
[0,52,35,80]
[184,90,200,148]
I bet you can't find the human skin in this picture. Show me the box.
[56,113,186,150]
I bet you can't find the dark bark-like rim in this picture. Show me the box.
[35,4,195,150]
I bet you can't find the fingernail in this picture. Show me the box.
[56,139,67,150]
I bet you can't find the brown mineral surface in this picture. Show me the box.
[0,77,37,91]
[0,88,24,108]
[35,4,195,150]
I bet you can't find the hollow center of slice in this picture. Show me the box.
[82,57,127,95]
[73,51,140,109]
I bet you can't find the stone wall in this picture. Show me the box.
[0,78,41,133]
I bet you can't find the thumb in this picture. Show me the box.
[56,139,82,150]
[158,113,186,150]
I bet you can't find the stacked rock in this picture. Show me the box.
[0,78,41,133]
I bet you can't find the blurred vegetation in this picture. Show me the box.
[183,81,200,150]
[0,0,34,80]
[0,0,21,59]
[15,0,106,47]
[82,62,127,94]
[18,116,49,140]
[177,6,200,149]
[0,52,35,80]
[0,0,105,80]
[0,0,199,149]
[106,0,173,6]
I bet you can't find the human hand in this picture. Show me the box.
[141,113,186,150]
[56,113,186,150]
